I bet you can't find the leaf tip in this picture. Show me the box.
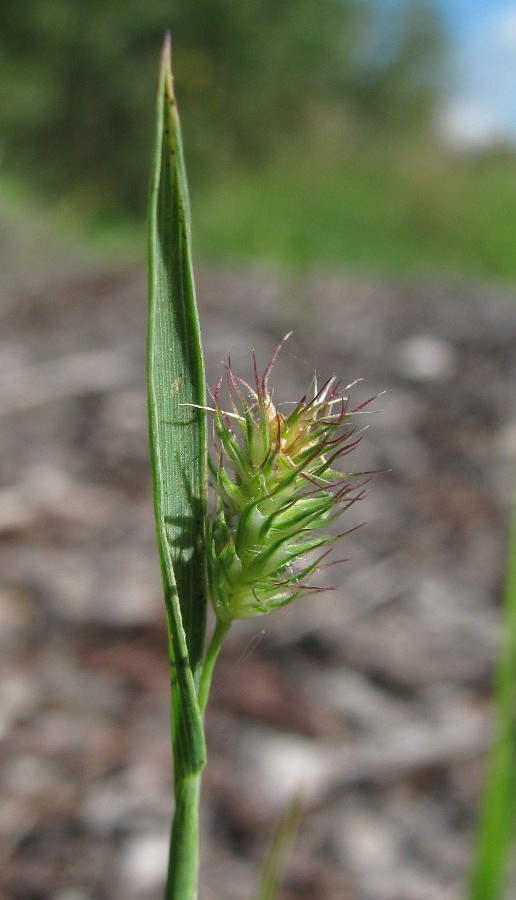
[160,31,174,101]
[161,30,171,62]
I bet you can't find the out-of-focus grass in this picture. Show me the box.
[469,500,516,899]
[192,151,516,281]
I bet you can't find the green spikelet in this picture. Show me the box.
[205,337,373,623]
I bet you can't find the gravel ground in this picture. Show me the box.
[1,263,515,899]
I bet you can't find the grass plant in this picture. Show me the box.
[147,38,370,898]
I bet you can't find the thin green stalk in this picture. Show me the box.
[469,495,516,898]
[198,619,230,715]
[164,619,228,899]
[256,794,302,900]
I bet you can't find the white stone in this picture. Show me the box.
[119,833,169,893]
[396,335,457,381]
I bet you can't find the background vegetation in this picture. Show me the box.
[2,0,516,279]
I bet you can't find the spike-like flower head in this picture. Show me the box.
[206,337,371,623]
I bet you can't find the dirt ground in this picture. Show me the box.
[1,263,515,899]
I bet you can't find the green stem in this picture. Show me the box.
[166,773,201,899]
[198,618,230,715]
[165,618,229,899]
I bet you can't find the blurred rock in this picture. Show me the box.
[396,334,457,381]
[118,833,169,896]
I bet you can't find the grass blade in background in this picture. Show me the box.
[256,795,302,900]
[469,498,516,898]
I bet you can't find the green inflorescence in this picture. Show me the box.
[205,336,373,622]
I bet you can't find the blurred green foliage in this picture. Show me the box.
[193,148,516,280]
[0,0,446,221]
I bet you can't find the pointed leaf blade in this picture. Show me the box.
[147,35,207,776]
